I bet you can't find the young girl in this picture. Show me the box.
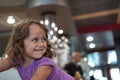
[0,20,74,80]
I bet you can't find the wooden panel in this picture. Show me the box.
[73,9,119,20]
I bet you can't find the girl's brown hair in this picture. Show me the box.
[5,20,54,64]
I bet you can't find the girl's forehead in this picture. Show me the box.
[29,24,46,36]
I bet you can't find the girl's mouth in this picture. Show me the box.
[35,48,44,52]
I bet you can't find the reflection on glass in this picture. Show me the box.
[88,52,100,67]
[94,69,103,80]
[107,50,117,65]
[110,68,120,80]
[87,50,117,67]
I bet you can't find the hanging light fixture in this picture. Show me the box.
[7,16,16,24]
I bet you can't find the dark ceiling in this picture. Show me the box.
[0,0,120,33]
[67,0,120,33]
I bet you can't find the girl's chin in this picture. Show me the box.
[34,55,42,59]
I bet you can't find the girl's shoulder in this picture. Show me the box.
[35,57,56,68]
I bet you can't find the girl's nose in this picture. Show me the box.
[38,42,43,46]
[38,40,45,46]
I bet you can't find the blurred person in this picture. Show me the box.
[90,75,95,80]
[64,51,84,80]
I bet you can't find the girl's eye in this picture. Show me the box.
[41,38,47,42]
[32,38,38,43]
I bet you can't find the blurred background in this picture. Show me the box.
[0,0,120,80]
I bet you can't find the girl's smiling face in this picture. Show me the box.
[23,23,47,61]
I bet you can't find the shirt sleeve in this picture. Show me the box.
[36,57,56,68]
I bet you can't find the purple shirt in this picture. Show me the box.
[18,57,74,80]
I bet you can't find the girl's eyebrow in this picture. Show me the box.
[31,35,46,38]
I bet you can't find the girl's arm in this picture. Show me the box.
[0,58,15,72]
[31,65,52,80]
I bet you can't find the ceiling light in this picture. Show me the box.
[58,29,63,34]
[89,70,94,76]
[83,57,88,62]
[54,27,58,31]
[7,16,15,24]
[89,43,96,49]
[44,19,49,25]
[40,20,44,24]
[49,30,54,35]
[51,22,55,28]
[64,38,69,43]
[61,36,65,40]
[86,36,94,42]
